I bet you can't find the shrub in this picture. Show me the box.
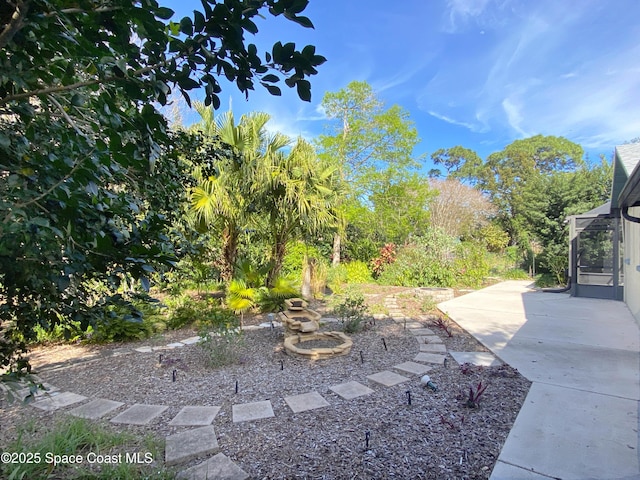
[281,241,326,279]
[535,273,560,288]
[371,243,396,277]
[344,260,373,283]
[454,241,490,288]
[257,277,300,312]
[327,264,348,293]
[198,324,244,368]
[334,293,370,334]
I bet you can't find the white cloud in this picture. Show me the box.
[428,110,488,133]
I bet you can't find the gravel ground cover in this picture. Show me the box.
[1,293,530,479]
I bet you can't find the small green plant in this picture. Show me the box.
[198,324,244,368]
[226,278,257,329]
[419,297,437,313]
[466,381,488,408]
[334,293,370,334]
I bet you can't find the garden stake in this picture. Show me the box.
[235,380,238,394]
[365,431,370,450]
[406,390,412,405]
[444,357,448,368]
[382,338,387,351]
[158,354,163,365]
[403,318,406,330]
[280,360,284,371]
[360,350,364,364]
[172,369,177,382]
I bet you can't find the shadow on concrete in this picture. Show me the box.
[438,280,640,480]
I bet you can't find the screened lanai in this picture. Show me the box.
[568,202,623,300]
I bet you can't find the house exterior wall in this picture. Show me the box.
[623,205,640,325]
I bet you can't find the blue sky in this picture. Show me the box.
[165,0,640,168]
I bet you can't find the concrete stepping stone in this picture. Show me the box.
[419,343,447,353]
[372,313,387,320]
[110,404,168,425]
[403,321,425,329]
[165,425,219,466]
[393,361,434,375]
[32,392,87,411]
[414,335,443,344]
[69,398,124,419]
[409,328,436,336]
[169,406,221,426]
[449,351,502,367]
[330,381,374,400]
[180,336,202,345]
[16,382,58,401]
[134,346,153,353]
[177,452,249,480]
[166,342,185,348]
[414,352,447,365]
[284,391,330,413]
[367,370,410,387]
[232,400,274,423]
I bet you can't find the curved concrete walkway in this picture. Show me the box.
[438,280,640,480]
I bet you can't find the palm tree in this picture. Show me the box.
[251,137,340,286]
[189,104,288,282]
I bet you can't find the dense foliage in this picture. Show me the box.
[0,0,325,374]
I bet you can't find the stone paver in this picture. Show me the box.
[177,453,249,480]
[367,370,410,387]
[134,346,154,353]
[32,392,87,411]
[232,400,274,423]
[180,336,203,345]
[110,404,168,425]
[16,382,58,401]
[167,342,185,348]
[414,352,447,365]
[414,335,443,344]
[449,351,502,367]
[330,381,375,400]
[419,343,447,353]
[169,406,221,426]
[403,321,425,329]
[409,328,437,336]
[284,391,330,413]
[393,361,433,375]
[69,398,124,419]
[165,425,219,466]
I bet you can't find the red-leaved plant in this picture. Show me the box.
[371,243,397,277]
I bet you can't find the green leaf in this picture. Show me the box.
[262,74,279,83]
[180,17,193,36]
[155,7,174,19]
[194,11,205,32]
[263,83,282,96]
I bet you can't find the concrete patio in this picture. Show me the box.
[438,280,640,480]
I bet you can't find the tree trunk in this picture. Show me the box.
[301,256,313,299]
[267,237,288,287]
[331,232,341,266]
[221,227,238,282]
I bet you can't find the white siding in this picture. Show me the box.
[623,206,640,324]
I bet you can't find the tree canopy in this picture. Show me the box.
[0,0,325,375]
